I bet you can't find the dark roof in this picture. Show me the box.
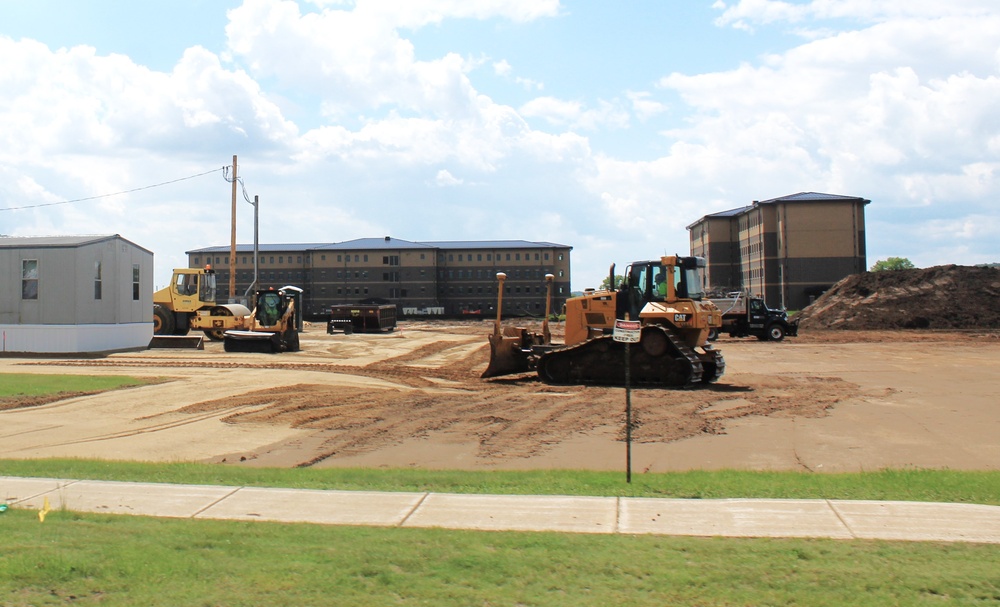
[0,234,151,254]
[687,193,869,230]
[421,240,571,250]
[754,192,870,205]
[686,206,752,230]
[188,238,571,255]
[188,243,327,254]
[313,237,433,251]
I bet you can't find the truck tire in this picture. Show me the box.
[766,323,786,342]
[153,304,175,336]
[173,313,191,336]
[707,328,719,341]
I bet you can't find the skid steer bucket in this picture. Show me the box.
[481,326,533,378]
[148,335,205,350]
[223,330,280,353]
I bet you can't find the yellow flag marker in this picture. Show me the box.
[38,496,51,522]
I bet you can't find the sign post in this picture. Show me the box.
[613,319,641,483]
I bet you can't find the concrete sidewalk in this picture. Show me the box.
[2,476,999,543]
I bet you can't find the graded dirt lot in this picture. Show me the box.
[1,321,998,472]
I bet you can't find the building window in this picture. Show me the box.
[94,261,102,300]
[21,259,38,299]
[133,264,141,300]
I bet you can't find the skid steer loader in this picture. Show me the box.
[223,287,300,353]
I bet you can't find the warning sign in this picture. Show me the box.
[613,319,641,343]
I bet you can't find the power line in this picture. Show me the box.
[0,166,228,212]
[223,165,255,205]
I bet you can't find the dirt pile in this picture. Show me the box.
[796,265,1000,330]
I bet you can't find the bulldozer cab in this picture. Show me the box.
[620,256,707,319]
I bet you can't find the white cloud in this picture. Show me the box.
[713,0,999,31]
[307,0,562,29]
[434,169,463,186]
[225,0,557,117]
[3,0,999,293]
[493,59,543,91]
[650,12,1000,212]
[520,96,630,131]
[627,91,667,122]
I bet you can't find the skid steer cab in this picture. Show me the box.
[223,287,301,353]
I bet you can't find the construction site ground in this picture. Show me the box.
[2,321,998,473]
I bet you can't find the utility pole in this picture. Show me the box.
[230,154,237,301]
[244,195,259,298]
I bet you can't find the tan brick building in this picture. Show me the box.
[688,192,869,310]
[187,237,572,319]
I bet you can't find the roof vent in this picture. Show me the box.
[384,236,391,241]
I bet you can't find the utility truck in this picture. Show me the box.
[707,291,798,341]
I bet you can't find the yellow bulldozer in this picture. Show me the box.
[151,266,252,346]
[482,255,725,387]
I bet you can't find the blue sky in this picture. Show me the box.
[1,0,998,291]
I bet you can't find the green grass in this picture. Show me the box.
[2,459,998,505]
[0,373,157,398]
[2,507,998,606]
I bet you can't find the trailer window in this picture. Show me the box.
[22,259,38,299]
[94,261,102,300]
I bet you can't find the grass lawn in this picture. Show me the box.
[0,373,160,408]
[2,374,998,605]
[2,458,998,504]
[2,507,999,607]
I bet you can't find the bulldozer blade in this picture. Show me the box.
[223,330,279,353]
[148,335,205,350]
[481,329,532,378]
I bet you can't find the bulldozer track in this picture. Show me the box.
[535,325,718,388]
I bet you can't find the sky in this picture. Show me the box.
[1,0,998,292]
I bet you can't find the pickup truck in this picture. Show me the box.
[707,292,798,341]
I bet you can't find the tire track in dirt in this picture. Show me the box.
[7,405,269,450]
[8,324,863,468]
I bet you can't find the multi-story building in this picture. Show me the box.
[688,192,870,310]
[187,237,572,319]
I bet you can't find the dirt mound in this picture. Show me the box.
[796,265,1000,330]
